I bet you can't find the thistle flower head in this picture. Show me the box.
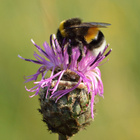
[18,34,111,119]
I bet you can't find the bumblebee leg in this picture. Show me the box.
[67,43,72,64]
[77,41,84,62]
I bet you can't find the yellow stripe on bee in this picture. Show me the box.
[84,27,99,43]
[59,20,66,37]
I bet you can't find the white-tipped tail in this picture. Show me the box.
[92,39,106,56]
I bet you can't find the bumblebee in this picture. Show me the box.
[56,18,111,63]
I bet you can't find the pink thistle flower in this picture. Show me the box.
[18,34,111,119]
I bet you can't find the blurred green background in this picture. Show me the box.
[1,0,140,139]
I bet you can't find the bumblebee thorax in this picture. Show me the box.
[59,20,67,37]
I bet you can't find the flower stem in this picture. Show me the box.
[58,134,70,140]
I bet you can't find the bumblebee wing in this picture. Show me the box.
[67,22,111,29]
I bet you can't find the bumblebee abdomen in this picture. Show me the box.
[88,31,105,50]
[84,27,99,44]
